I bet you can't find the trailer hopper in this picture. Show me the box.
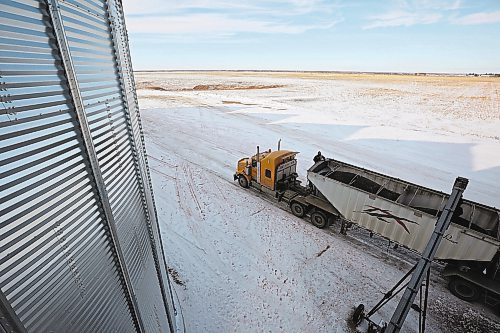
[308,159,500,262]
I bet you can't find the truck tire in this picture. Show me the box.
[290,202,306,218]
[238,175,249,188]
[448,277,480,302]
[311,210,328,229]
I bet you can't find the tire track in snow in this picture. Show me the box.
[148,154,178,168]
[153,151,243,279]
[182,162,204,218]
[151,167,177,181]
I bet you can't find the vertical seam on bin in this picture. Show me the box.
[105,1,177,331]
[44,0,145,332]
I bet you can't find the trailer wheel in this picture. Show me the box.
[311,210,328,229]
[290,202,306,218]
[352,304,365,325]
[448,277,480,302]
[238,175,249,188]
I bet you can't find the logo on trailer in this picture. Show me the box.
[357,205,419,234]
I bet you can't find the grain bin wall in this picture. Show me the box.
[0,1,180,332]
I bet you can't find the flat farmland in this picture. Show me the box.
[136,71,500,333]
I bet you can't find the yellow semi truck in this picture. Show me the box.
[234,146,500,310]
[234,146,340,228]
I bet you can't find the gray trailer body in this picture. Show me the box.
[308,159,500,262]
[1,1,179,332]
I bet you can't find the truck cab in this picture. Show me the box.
[234,148,298,191]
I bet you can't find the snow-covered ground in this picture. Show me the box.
[136,71,500,333]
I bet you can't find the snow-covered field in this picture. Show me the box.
[136,71,500,333]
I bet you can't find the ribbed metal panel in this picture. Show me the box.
[0,1,136,332]
[107,0,178,330]
[54,1,172,331]
[1,0,177,332]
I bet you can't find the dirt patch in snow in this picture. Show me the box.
[222,100,258,105]
[429,296,500,333]
[168,267,186,287]
[142,84,285,91]
[316,245,331,257]
[191,84,285,91]
[147,86,170,91]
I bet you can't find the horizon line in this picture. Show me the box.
[133,69,500,76]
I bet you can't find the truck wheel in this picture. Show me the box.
[448,277,480,302]
[290,202,306,218]
[311,210,328,229]
[238,175,249,188]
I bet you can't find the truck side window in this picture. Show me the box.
[265,169,271,178]
[252,160,257,167]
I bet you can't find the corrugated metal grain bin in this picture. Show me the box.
[0,0,181,332]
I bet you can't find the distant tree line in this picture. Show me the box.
[466,73,500,77]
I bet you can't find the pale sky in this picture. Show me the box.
[123,0,500,73]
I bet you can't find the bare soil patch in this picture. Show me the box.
[190,84,285,91]
[141,83,285,92]
[222,100,258,106]
[168,267,186,287]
